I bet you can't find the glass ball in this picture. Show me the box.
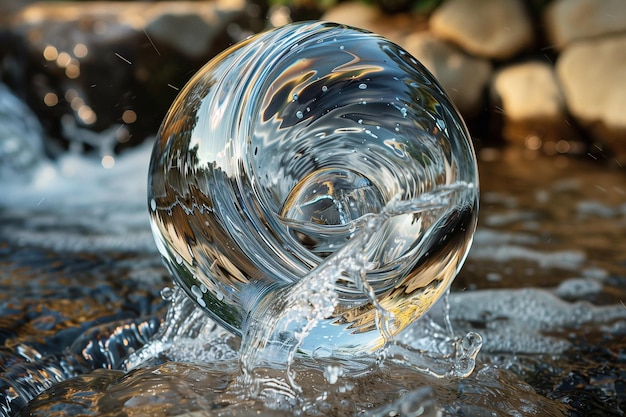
[148,21,479,355]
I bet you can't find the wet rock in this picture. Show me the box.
[556,35,626,159]
[544,0,626,49]
[5,1,258,156]
[429,0,533,60]
[144,1,251,60]
[403,32,491,118]
[491,62,579,148]
[321,1,428,44]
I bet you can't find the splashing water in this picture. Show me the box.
[148,21,479,372]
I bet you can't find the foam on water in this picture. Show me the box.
[0,141,155,252]
[450,287,626,354]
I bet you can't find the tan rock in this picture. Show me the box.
[544,0,626,49]
[557,35,626,156]
[321,1,381,31]
[493,62,564,121]
[403,32,491,118]
[491,62,578,146]
[142,1,247,59]
[429,0,533,60]
[321,1,427,45]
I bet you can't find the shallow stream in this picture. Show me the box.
[2,136,625,415]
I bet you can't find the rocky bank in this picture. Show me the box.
[1,0,625,163]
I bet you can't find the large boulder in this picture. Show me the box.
[429,0,533,60]
[556,35,626,159]
[544,0,626,49]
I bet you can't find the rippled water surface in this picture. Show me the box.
[2,142,625,416]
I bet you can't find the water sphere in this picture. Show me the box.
[148,21,479,357]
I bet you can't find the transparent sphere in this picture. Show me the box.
[148,22,479,355]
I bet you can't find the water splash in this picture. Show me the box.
[148,22,479,362]
[238,184,477,378]
[118,279,482,414]
[0,316,160,416]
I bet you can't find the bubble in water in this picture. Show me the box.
[148,22,478,357]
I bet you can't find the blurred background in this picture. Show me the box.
[1,0,625,166]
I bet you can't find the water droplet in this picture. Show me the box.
[296,110,303,119]
[160,286,173,300]
[292,93,298,102]
[324,365,343,384]
[150,198,156,211]
[191,285,202,299]
[358,83,367,90]
[322,85,328,93]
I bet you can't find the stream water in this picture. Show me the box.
[2,140,626,416]
[2,22,626,417]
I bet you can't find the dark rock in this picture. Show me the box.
[3,1,262,157]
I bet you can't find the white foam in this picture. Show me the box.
[449,287,626,354]
[554,278,603,299]
[577,200,626,218]
[470,229,585,269]
[0,140,156,252]
[1,140,152,209]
